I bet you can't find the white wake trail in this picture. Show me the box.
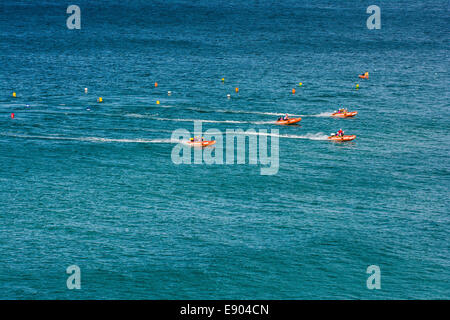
[234,131,329,141]
[1,133,175,144]
[306,112,333,117]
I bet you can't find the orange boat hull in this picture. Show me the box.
[276,117,302,125]
[358,75,369,79]
[331,111,358,118]
[187,140,216,147]
[328,135,356,142]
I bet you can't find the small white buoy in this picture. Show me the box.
[227,94,231,99]
[168,91,172,96]
[84,88,88,93]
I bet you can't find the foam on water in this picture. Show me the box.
[0,133,174,144]
[236,131,329,140]
[306,112,333,117]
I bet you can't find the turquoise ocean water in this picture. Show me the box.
[0,0,449,299]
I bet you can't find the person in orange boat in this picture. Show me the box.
[283,113,289,120]
[331,129,344,137]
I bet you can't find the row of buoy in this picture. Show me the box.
[222,78,303,96]
[9,75,365,118]
[9,76,360,101]
[219,78,359,95]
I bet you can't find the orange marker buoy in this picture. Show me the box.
[155,82,158,88]
[11,113,15,119]
[235,87,239,93]
[292,88,296,94]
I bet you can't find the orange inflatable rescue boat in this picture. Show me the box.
[328,135,356,142]
[187,140,216,147]
[358,72,369,79]
[276,117,302,125]
[331,111,358,118]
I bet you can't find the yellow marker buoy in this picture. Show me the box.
[356,84,360,89]
[299,82,303,86]
[98,97,103,102]
[235,87,239,93]
[221,78,225,82]
[12,92,16,98]
[156,100,160,105]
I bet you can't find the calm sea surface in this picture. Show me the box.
[0,0,449,299]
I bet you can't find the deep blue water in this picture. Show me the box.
[0,0,449,299]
